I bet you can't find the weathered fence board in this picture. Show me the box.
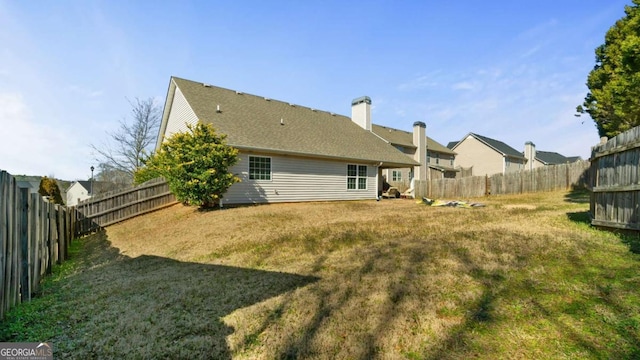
[0,170,77,319]
[415,160,590,199]
[590,127,640,230]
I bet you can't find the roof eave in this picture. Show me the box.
[233,145,419,168]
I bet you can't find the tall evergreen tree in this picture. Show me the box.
[578,1,640,138]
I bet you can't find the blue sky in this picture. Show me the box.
[0,0,632,180]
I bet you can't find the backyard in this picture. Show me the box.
[1,190,639,359]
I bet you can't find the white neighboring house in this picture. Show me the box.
[66,181,93,206]
[156,76,422,205]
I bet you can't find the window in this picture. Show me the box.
[450,156,454,166]
[435,153,440,165]
[392,170,402,182]
[427,151,430,164]
[249,156,271,180]
[347,164,367,190]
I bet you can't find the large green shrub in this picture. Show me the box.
[136,123,239,208]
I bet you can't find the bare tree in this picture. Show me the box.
[92,97,161,184]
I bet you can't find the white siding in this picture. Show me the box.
[223,153,378,204]
[165,86,199,139]
[66,183,90,206]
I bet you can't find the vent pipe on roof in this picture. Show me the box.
[216,104,221,113]
[280,118,284,125]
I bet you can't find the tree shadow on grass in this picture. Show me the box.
[49,231,319,359]
[564,188,590,204]
[567,211,591,225]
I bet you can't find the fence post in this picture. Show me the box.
[485,175,490,196]
[0,171,7,319]
[47,202,54,275]
[19,188,30,302]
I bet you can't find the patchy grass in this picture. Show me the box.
[2,191,639,359]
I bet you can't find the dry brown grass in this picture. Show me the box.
[7,190,640,359]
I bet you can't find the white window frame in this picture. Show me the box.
[392,170,402,182]
[347,164,367,190]
[248,156,272,181]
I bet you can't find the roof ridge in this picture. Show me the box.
[173,76,346,118]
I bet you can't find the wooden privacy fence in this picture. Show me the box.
[73,177,178,231]
[590,126,640,231]
[0,170,77,319]
[415,160,591,199]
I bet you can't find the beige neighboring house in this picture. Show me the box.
[156,77,421,204]
[371,124,458,188]
[449,133,526,176]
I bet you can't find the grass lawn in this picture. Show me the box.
[1,190,639,359]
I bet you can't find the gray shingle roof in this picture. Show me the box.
[534,151,572,165]
[459,133,526,159]
[171,77,418,168]
[371,124,456,155]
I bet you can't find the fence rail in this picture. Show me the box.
[415,160,591,199]
[590,127,640,231]
[73,177,178,231]
[0,170,77,319]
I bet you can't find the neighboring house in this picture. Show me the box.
[371,124,458,187]
[156,77,421,205]
[523,141,582,170]
[449,133,526,176]
[66,180,125,206]
[66,181,93,206]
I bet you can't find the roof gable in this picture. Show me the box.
[168,77,418,167]
[457,133,525,159]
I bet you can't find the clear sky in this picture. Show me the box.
[0,0,632,180]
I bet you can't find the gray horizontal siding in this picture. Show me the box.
[223,153,378,204]
[165,85,198,138]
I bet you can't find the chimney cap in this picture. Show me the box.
[351,96,372,106]
[525,141,535,146]
[413,121,426,128]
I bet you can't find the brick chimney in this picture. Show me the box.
[351,96,372,131]
[413,121,427,181]
[524,141,536,171]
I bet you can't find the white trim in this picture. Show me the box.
[248,155,272,181]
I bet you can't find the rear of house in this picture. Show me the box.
[156,77,419,205]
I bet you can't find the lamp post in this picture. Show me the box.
[90,166,94,196]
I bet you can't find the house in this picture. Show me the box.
[371,124,458,187]
[449,133,527,176]
[155,77,421,204]
[523,141,582,170]
[66,181,93,206]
